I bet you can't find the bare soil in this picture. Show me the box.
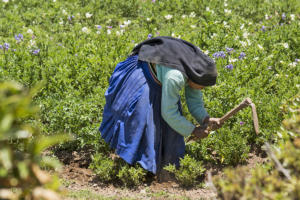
[52,148,267,200]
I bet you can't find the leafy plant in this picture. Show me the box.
[117,164,146,187]
[0,81,70,199]
[213,94,300,200]
[164,155,206,187]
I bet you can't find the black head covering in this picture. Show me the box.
[131,36,217,86]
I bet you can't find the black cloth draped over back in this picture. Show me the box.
[131,36,218,86]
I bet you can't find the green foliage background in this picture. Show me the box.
[0,0,299,187]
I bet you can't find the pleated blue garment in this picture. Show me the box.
[99,55,185,174]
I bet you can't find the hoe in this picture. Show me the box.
[187,97,260,142]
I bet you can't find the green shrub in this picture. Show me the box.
[117,164,146,187]
[186,129,250,166]
[89,153,118,183]
[213,94,300,200]
[164,155,206,187]
[90,153,147,187]
[0,82,70,199]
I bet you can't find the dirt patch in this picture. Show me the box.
[53,149,266,200]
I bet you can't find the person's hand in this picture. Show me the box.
[191,126,210,140]
[208,118,223,130]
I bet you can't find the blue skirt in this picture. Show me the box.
[99,55,185,174]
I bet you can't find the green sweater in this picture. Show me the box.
[155,64,209,137]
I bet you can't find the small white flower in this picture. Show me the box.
[280,60,284,64]
[177,35,181,39]
[189,12,196,18]
[243,32,249,38]
[146,18,151,21]
[240,24,244,30]
[107,29,111,35]
[224,2,228,7]
[235,35,239,40]
[229,58,238,63]
[206,7,210,11]
[265,14,269,20]
[182,14,187,19]
[190,25,196,28]
[53,0,56,2]
[165,14,173,20]
[254,57,259,61]
[203,50,209,54]
[59,21,63,25]
[28,39,36,47]
[82,27,90,33]
[224,9,231,14]
[211,33,217,38]
[2,0,9,3]
[96,31,100,34]
[124,20,131,25]
[62,9,67,15]
[290,14,295,21]
[248,22,253,25]
[246,39,251,45]
[85,12,93,18]
[27,29,33,34]
[171,32,175,37]
[258,44,263,49]
[275,74,279,77]
[116,31,121,36]
[283,43,289,48]
[289,62,297,67]
[223,21,227,25]
[240,41,247,47]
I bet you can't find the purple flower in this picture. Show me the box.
[156,31,160,36]
[119,25,125,29]
[226,47,234,53]
[75,53,78,56]
[0,45,3,49]
[18,34,24,40]
[295,59,300,63]
[4,43,10,50]
[238,52,246,59]
[282,13,286,20]
[15,35,20,41]
[261,25,266,32]
[225,64,234,70]
[97,25,102,29]
[240,121,245,125]
[213,51,226,58]
[267,66,272,70]
[32,49,40,55]
[152,0,156,2]
[107,26,112,29]
[68,15,75,21]
[147,34,153,39]
[12,49,16,52]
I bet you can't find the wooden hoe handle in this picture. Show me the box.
[187,98,260,142]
